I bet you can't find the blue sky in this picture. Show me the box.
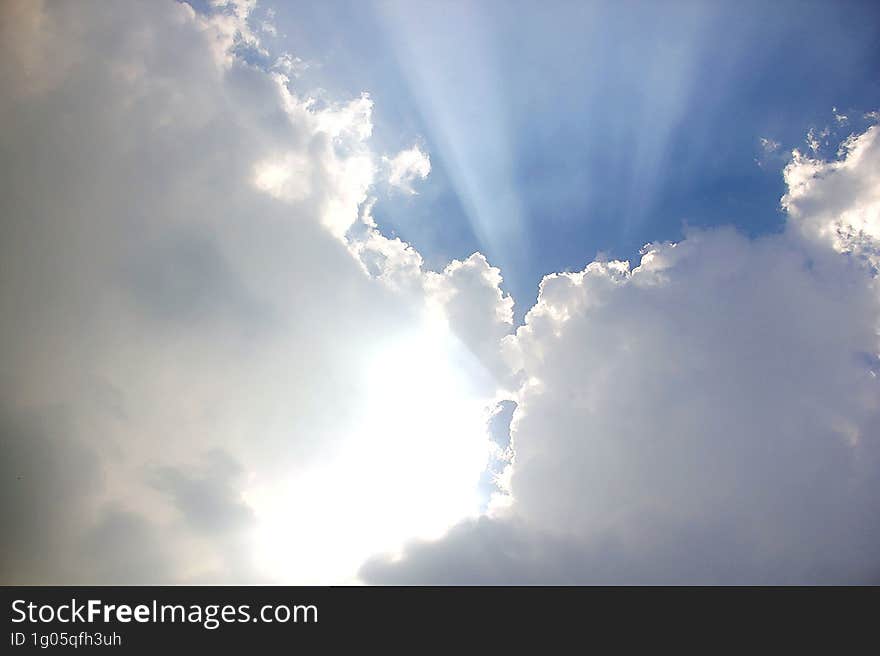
[263,0,880,318]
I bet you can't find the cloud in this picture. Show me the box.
[755,137,784,170]
[806,126,831,155]
[424,253,516,388]
[0,0,498,584]
[0,405,102,583]
[363,125,880,584]
[759,137,780,153]
[384,145,431,194]
[4,0,880,586]
[784,125,880,267]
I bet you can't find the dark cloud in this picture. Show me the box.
[80,509,174,585]
[150,450,253,536]
[0,406,101,583]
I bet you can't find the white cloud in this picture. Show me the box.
[273,53,308,77]
[759,137,780,153]
[363,125,880,584]
[4,0,880,586]
[806,125,831,155]
[784,125,880,267]
[424,254,516,389]
[0,0,496,584]
[384,145,431,194]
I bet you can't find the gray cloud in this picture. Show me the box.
[0,406,102,584]
[150,450,253,536]
[79,510,175,585]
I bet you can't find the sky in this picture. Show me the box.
[2,0,880,584]
[264,0,880,318]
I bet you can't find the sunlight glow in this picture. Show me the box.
[245,312,492,583]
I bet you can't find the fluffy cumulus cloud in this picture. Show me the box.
[0,0,502,584]
[3,0,880,586]
[363,126,880,584]
[384,145,431,194]
[783,127,880,267]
